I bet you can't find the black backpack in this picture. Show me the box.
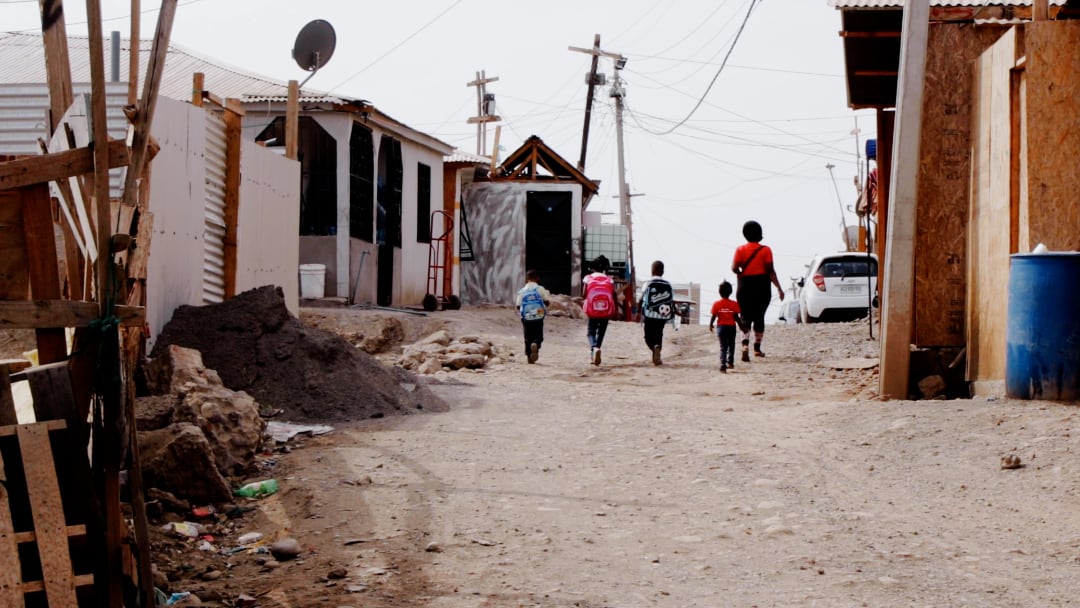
[642,279,675,320]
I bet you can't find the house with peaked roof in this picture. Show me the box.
[459,135,599,305]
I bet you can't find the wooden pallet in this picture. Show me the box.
[0,363,96,606]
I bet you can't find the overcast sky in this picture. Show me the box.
[5,0,878,316]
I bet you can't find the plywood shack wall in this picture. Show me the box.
[1021,20,1080,252]
[967,27,1018,388]
[914,24,1007,348]
[967,20,1080,391]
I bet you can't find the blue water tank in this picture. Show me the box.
[1006,252,1080,400]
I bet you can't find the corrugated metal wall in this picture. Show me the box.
[0,82,129,196]
[202,110,228,304]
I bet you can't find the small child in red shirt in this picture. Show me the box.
[709,281,745,372]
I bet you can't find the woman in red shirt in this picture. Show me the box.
[731,220,785,360]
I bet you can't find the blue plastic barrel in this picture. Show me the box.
[1006,252,1080,400]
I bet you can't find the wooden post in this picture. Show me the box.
[286,80,299,160]
[121,0,178,210]
[38,0,74,135]
[128,0,140,105]
[879,0,930,399]
[21,184,67,364]
[1034,0,1049,21]
[192,71,204,107]
[223,99,243,298]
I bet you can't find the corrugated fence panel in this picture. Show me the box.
[202,109,228,304]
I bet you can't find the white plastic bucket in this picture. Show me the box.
[298,264,326,299]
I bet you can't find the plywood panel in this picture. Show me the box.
[0,189,28,300]
[1022,21,1080,252]
[967,28,1017,384]
[914,24,1007,347]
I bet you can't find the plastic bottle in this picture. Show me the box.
[233,479,279,498]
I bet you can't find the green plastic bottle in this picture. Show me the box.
[234,479,279,498]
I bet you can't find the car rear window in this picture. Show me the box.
[819,257,877,277]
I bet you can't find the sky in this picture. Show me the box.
[4,0,878,319]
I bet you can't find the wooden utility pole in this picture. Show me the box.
[879,0,930,399]
[576,34,602,172]
[466,71,500,156]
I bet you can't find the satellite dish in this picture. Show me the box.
[292,20,336,72]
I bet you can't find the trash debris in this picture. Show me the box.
[234,479,279,498]
[162,522,201,539]
[237,532,264,545]
[1001,454,1023,470]
[266,421,334,443]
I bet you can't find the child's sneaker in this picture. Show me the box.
[652,345,662,366]
[741,347,750,363]
[528,343,539,364]
[754,348,765,357]
[593,348,602,366]
[720,363,727,373]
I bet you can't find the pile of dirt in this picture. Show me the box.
[147,286,448,423]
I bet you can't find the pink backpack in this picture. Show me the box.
[583,274,616,319]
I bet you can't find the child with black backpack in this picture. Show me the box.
[582,255,618,366]
[515,270,551,364]
[638,260,675,365]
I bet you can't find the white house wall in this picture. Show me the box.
[146,98,301,348]
[459,181,583,305]
[235,139,301,313]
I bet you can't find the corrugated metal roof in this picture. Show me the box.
[0,31,334,101]
[829,0,1064,7]
[445,149,492,164]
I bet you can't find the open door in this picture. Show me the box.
[525,190,572,295]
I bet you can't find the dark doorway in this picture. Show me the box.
[376,136,402,306]
[526,191,572,295]
[256,117,337,236]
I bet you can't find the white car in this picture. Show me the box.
[798,253,878,323]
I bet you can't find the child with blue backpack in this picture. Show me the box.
[515,269,551,364]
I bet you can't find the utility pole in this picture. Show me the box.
[568,42,635,290]
[466,70,500,156]
[575,34,602,172]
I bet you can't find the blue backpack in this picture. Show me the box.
[519,287,546,321]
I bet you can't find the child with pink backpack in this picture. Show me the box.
[583,255,619,366]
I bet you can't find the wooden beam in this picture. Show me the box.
[223,103,242,298]
[192,72,204,107]
[38,0,74,134]
[128,0,140,105]
[0,444,21,607]
[1034,0,1049,21]
[0,301,144,329]
[286,80,299,160]
[879,0,930,399]
[121,0,178,210]
[0,140,129,191]
[19,422,77,604]
[22,184,66,365]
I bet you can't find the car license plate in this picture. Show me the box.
[838,284,863,294]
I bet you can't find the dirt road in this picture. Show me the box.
[203,307,1076,608]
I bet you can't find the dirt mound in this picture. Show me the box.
[148,286,448,423]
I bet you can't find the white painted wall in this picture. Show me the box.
[235,139,301,312]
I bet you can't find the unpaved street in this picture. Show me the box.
[232,308,1080,608]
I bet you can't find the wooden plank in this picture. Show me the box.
[22,184,67,365]
[224,104,242,298]
[0,300,144,329]
[912,24,1006,348]
[0,140,130,192]
[0,368,17,427]
[126,210,153,280]
[0,447,22,607]
[38,0,74,134]
[128,0,140,105]
[121,0,178,210]
[22,573,95,593]
[286,80,299,160]
[192,72,204,106]
[14,523,86,543]
[879,0,929,399]
[24,362,75,424]
[0,420,66,437]
[0,189,29,300]
[18,423,77,605]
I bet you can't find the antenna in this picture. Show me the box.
[292,19,337,87]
